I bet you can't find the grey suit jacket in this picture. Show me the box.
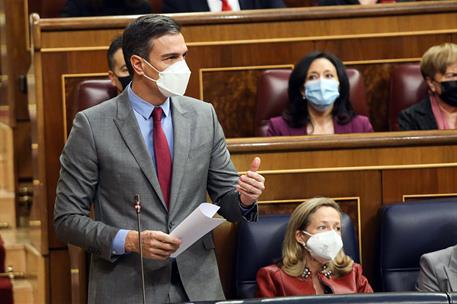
[416,245,457,292]
[54,90,256,303]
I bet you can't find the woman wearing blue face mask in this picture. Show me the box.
[398,43,457,130]
[266,52,373,136]
[256,198,373,297]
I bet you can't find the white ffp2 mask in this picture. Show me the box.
[302,230,343,263]
[143,59,191,97]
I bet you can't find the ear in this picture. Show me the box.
[108,70,116,87]
[130,55,144,76]
[425,77,437,94]
[295,230,305,244]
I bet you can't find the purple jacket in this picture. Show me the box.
[266,115,374,136]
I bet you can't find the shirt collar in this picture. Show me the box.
[127,84,171,119]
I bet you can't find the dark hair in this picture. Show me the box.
[283,51,356,128]
[107,35,123,71]
[123,15,181,76]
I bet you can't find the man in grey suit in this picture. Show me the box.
[54,14,265,303]
[416,244,457,292]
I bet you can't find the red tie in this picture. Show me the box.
[221,0,232,11]
[152,107,172,209]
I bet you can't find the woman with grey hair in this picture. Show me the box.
[399,43,457,130]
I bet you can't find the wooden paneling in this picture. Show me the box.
[0,0,33,227]
[382,167,457,204]
[49,249,71,304]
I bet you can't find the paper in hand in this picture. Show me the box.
[170,203,225,258]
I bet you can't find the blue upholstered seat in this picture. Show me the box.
[379,199,457,291]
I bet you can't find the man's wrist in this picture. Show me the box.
[124,230,139,253]
[240,200,252,208]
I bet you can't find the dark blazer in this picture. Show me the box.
[162,0,286,13]
[398,96,437,131]
[257,264,373,297]
[266,115,373,136]
[60,0,151,17]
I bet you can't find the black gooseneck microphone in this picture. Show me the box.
[134,194,146,304]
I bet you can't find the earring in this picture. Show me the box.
[301,266,311,279]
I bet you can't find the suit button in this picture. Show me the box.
[168,222,173,230]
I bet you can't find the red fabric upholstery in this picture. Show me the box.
[0,236,13,304]
[254,68,368,136]
[75,79,117,112]
[0,236,5,274]
[388,63,428,131]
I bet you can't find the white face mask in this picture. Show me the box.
[142,59,191,97]
[302,230,343,263]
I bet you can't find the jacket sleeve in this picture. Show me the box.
[415,254,440,292]
[266,118,280,136]
[54,112,119,262]
[206,104,258,222]
[398,109,418,130]
[354,264,373,293]
[361,116,374,132]
[256,267,279,298]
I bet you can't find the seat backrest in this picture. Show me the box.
[379,199,457,292]
[75,79,117,112]
[388,63,428,130]
[254,68,368,136]
[235,212,358,299]
[0,236,5,273]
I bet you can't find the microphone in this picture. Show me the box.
[134,194,146,304]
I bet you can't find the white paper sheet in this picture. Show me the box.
[170,203,225,257]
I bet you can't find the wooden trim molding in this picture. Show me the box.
[402,193,457,202]
[35,1,457,30]
[227,130,457,152]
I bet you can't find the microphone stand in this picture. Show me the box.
[134,194,146,304]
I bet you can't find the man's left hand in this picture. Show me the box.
[237,157,265,207]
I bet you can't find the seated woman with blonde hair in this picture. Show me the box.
[256,197,373,297]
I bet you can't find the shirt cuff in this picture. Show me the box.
[112,229,129,255]
[240,202,257,222]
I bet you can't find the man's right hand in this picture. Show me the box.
[125,230,181,260]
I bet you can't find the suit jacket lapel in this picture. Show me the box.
[444,245,457,292]
[169,97,192,218]
[113,92,167,208]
